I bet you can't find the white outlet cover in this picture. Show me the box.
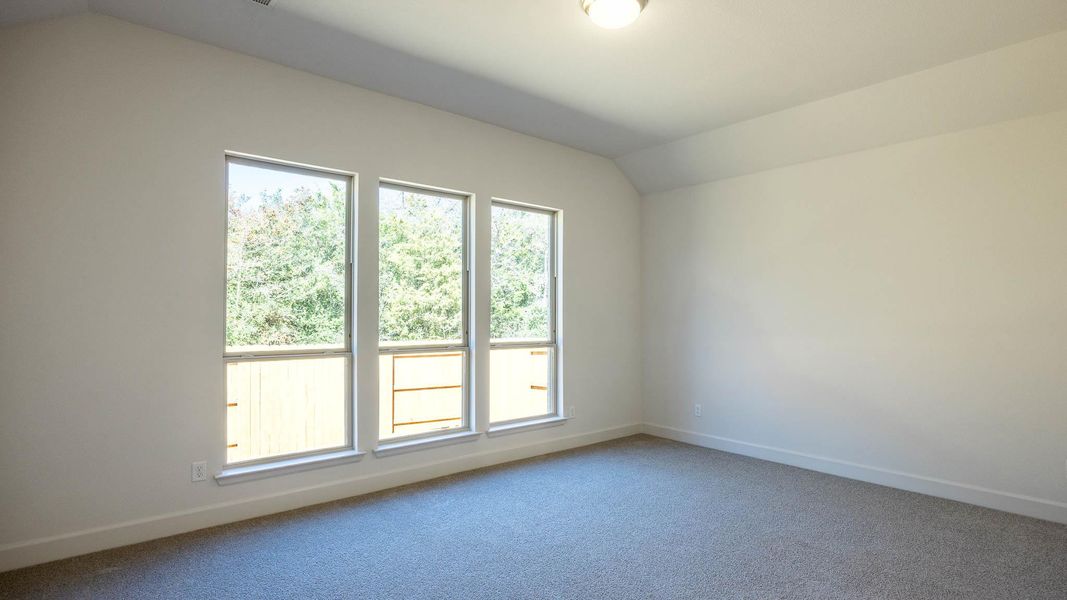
[192,461,207,482]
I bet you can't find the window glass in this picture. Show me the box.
[224,157,351,466]
[379,352,465,439]
[378,186,465,346]
[490,202,558,425]
[489,347,553,423]
[490,205,552,342]
[226,161,347,353]
[226,357,348,463]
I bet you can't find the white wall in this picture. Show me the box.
[0,14,642,569]
[642,108,1067,521]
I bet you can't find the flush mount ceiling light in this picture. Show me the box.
[581,0,648,29]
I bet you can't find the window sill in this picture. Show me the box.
[487,415,568,437]
[373,430,482,458]
[215,449,365,486]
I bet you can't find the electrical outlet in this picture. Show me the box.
[567,405,575,418]
[694,403,702,417]
[191,461,207,482]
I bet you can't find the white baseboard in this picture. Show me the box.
[642,423,1067,525]
[0,424,641,573]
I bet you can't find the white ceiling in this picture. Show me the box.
[6,0,1067,158]
[618,29,1067,194]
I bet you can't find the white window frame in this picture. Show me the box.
[377,181,473,444]
[222,153,356,468]
[488,199,561,426]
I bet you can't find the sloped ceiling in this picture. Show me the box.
[5,0,1067,193]
[619,30,1067,194]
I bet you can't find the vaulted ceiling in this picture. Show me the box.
[6,0,1067,180]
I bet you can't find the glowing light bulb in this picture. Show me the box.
[582,0,647,29]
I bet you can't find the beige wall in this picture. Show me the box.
[642,108,1067,518]
[0,13,642,567]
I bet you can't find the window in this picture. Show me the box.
[224,156,352,465]
[489,201,558,424]
[378,183,469,441]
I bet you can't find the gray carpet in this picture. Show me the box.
[2,435,1066,599]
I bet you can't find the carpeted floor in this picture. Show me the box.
[2,435,1066,599]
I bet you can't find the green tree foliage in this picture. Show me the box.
[227,183,552,350]
[226,184,346,349]
[378,191,464,343]
[490,207,551,340]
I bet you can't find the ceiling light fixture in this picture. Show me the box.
[581,0,648,29]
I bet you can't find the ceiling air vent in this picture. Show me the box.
[248,0,271,6]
